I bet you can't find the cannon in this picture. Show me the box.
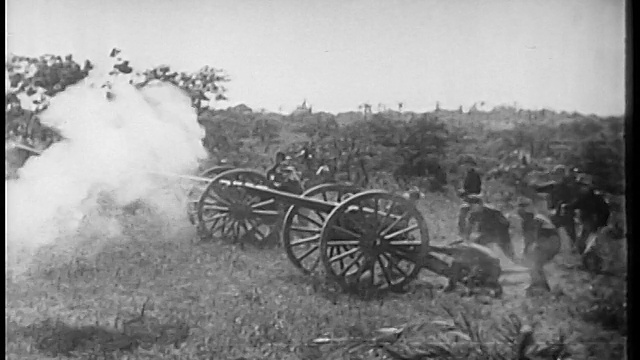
[182,167,480,294]
[186,168,428,291]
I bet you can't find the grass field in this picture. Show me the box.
[5,193,626,359]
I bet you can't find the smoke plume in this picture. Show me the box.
[6,73,207,271]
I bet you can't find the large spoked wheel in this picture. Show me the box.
[282,183,361,275]
[187,166,235,224]
[201,165,236,178]
[196,169,280,247]
[320,190,429,293]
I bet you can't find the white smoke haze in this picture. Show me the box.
[6,72,207,274]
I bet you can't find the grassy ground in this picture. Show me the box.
[5,193,626,359]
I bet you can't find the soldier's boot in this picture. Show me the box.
[526,265,551,295]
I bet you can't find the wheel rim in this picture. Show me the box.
[187,166,235,221]
[282,184,360,275]
[196,169,279,245]
[320,190,429,292]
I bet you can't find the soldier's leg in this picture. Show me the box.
[457,205,471,238]
[494,229,516,261]
[577,217,595,254]
[562,214,578,249]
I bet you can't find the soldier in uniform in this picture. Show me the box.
[266,151,288,184]
[435,241,503,297]
[266,152,303,195]
[565,175,611,254]
[463,194,516,261]
[517,198,561,294]
[529,165,579,251]
[457,165,483,237]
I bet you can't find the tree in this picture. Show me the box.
[394,114,450,191]
[140,64,229,114]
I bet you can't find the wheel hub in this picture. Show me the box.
[359,229,382,257]
[228,202,253,220]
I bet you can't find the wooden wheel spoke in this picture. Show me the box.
[290,234,320,246]
[388,239,423,247]
[385,248,417,263]
[201,204,229,212]
[252,209,280,217]
[251,198,276,209]
[298,246,319,261]
[376,201,394,233]
[377,255,393,286]
[383,224,419,240]
[332,225,361,239]
[326,240,360,246]
[202,212,227,222]
[290,226,321,233]
[380,253,409,277]
[329,247,360,263]
[314,210,326,223]
[240,220,250,236]
[217,219,229,237]
[380,211,410,236]
[338,253,364,277]
[208,217,222,234]
[210,214,230,232]
[247,219,267,240]
[368,261,376,286]
[202,198,220,206]
[296,212,323,228]
[230,221,238,240]
[352,257,370,281]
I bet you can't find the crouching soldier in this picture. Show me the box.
[429,241,503,297]
[517,198,561,294]
[463,194,516,261]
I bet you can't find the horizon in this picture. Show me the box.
[6,0,627,116]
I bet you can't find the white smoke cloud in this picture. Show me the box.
[6,72,207,270]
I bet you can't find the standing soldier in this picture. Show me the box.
[517,198,561,294]
[266,151,288,185]
[458,166,483,237]
[464,195,516,261]
[565,175,611,254]
[529,165,579,251]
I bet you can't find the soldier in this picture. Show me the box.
[566,176,611,254]
[463,166,482,195]
[266,151,288,184]
[266,152,302,194]
[464,194,516,261]
[433,241,503,297]
[457,166,483,237]
[529,165,579,251]
[517,198,561,294]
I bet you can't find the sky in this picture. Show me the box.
[6,0,627,116]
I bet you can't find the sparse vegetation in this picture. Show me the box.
[5,53,626,359]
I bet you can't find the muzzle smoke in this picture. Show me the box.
[6,72,207,270]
